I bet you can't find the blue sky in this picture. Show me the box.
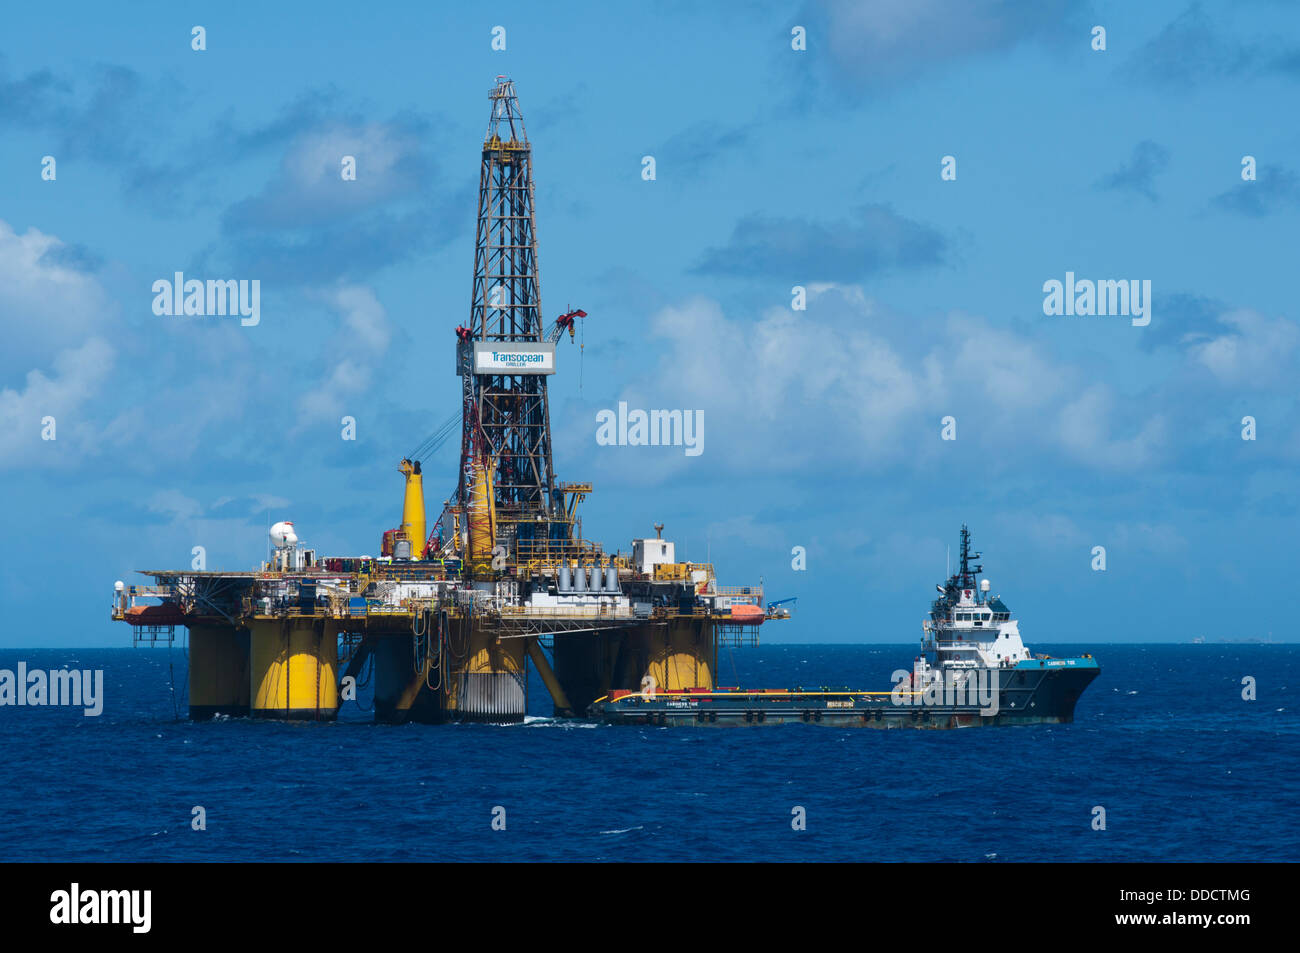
[3,1,1300,647]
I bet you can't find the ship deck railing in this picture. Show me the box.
[595,689,918,705]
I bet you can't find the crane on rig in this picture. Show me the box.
[548,308,586,342]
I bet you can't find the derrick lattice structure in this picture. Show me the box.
[458,78,557,535]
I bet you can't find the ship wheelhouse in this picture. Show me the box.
[918,526,1032,676]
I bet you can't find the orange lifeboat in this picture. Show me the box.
[124,604,186,626]
[727,604,765,625]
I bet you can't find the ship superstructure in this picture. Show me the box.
[917,523,1031,674]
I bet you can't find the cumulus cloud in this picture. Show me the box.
[209,105,470,285]
[1138,292,1224,351]
[576,285,1166,481]
[694,205,948,281]
[0,336,115,466]
[1187,308,1300,385]
[216,129,468,285]
[658,121,750,178]
[0,218,119,468]
[1055,384,1166,469]
[0,220,112,377]
[1095,141,1171,202]
[1123,3,1300,87]
[807,0,1086,89]
[296,285,393,424]
[223,121,432,231]
[1211,165,1300,217]
[147,489,206,524]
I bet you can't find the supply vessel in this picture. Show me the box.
[593,526,1100,727]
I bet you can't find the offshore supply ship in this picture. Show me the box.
[594,526,1100,727]
[112,77,784,723]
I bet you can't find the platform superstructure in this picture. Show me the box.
[112,77,782,723]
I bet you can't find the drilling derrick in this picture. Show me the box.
[457,77,558,572]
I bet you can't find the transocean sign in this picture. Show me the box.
[472,342,555,375]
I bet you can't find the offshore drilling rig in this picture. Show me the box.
[113,77,785,723]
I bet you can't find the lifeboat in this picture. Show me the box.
[726,603,765,625]
[124,604,187,626]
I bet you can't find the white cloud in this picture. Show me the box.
[226,122,427,231]
[297,285,392,423]
[647,291,926,460]
[569,285,1173,481]
[0,219,112,378]
[0,336,114,467]
[817,0,1079,88]
[1189,309,1299,386]
[1055,384,1166,469]
[147,489,205,523]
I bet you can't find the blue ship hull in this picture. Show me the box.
[593,657,1100,728]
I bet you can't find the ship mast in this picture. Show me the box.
[957,524,984,595]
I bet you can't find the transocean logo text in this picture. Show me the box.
[491,351,545,365]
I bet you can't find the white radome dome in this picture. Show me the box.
[269,521,298,548]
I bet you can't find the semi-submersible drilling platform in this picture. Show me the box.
[113,78,785,723]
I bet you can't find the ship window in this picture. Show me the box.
[983,613,991,621]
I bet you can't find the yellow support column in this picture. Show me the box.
[444,618,526,722]
[249,618,338,720]
[188,624,249,719]
[646,619,715,692]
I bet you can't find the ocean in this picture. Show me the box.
[1,644,1296,862]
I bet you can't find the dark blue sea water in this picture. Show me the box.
[1,644,1296,862]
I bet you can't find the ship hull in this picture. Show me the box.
[593,658,1100,728]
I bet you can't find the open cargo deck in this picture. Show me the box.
[593,656,1101,728]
